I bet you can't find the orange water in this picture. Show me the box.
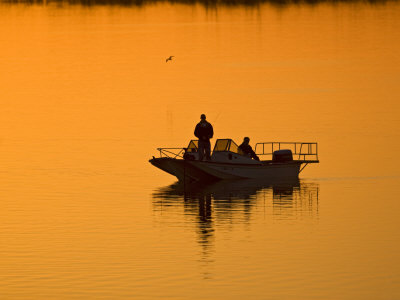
[0,2,400,299]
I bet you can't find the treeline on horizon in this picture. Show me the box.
[2,0,396,6]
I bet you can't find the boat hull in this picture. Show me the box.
[190,160,301,180]
[149,157,219,182]
[150,157,301,181]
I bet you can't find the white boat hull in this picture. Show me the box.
[150,157,301,181]
[190,160,301,180]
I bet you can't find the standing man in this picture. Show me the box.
[194,114,214,161]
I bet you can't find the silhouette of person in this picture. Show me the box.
[194,114,214,161]
[239,137,260,161]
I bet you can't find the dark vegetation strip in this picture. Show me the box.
[2,0,397,7]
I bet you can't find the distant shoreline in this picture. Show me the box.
[2,0,398,7]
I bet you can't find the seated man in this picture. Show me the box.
[238,137,260,161]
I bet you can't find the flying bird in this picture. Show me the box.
[166,56,174,63]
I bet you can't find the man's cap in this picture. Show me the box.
[200,114,206,119]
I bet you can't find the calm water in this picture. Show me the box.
[1,1,400,299]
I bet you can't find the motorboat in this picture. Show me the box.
[149,139,319,182]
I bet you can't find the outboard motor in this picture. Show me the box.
[272,149,293,163]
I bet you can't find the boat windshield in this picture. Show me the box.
[213,139,240,154]
[186,140,198,152]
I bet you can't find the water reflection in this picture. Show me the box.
[153,178,319,263]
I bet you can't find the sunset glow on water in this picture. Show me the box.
[0,1,400,299]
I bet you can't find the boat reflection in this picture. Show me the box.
[152,178,319,253]
[153,178,319,214]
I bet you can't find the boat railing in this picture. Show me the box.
[255,142,319,162]
[157,147,186,159]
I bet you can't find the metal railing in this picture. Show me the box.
[157,147,186,159]
[255,142,319,162]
